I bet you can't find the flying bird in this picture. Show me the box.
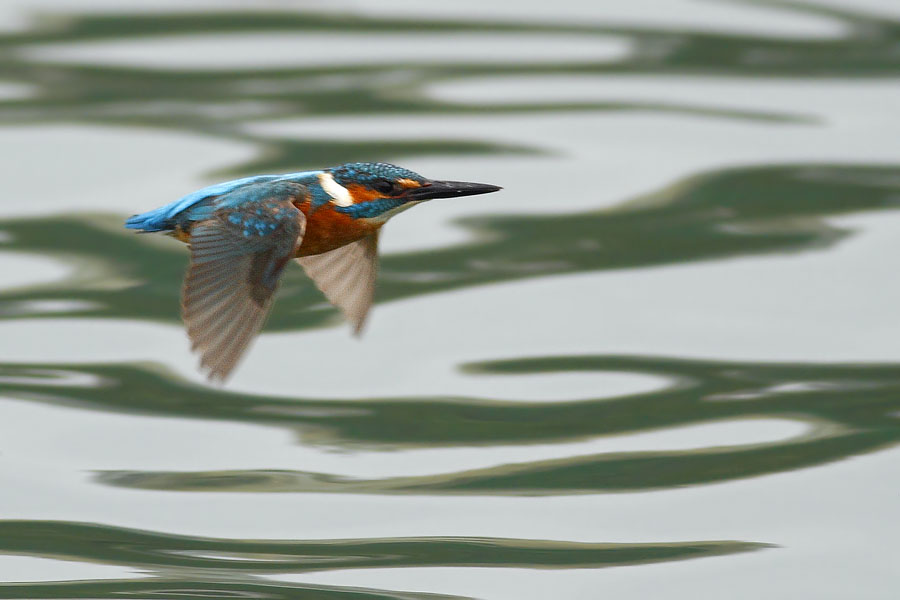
[125,162,501,381]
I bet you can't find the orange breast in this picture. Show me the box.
[294,200,380,257]
[170,201,375,256]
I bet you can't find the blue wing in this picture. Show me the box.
[181,181,307,381]
[125,170,321,232]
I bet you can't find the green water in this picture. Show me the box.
[0,1,898,598]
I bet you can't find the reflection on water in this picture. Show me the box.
[3,163,897,330]
[0,520,767,574]
[2,354,895,495]
[0,1,898,598]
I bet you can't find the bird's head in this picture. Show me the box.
[317,162,501,222]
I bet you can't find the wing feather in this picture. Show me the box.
[181,184,305,381]
[297,232,379,334]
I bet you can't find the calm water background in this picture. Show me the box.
[0,0,898,597]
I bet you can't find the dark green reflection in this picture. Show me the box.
[0,580,462,600]
[2,163,897,329]
[0,520,767,574]
[0,521,766,599]
[0,0,896,176]
[2,352,898,494]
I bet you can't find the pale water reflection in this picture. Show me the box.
[0,556,135,584]
[21,33,634,69]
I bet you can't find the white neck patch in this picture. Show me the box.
[318,172,353,207]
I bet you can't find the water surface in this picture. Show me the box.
[0,1,898,598]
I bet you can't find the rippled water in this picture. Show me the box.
[1,1,899,598]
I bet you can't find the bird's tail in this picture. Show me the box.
[124,207,172,232]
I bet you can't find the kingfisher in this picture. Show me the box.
[125,162,501,381]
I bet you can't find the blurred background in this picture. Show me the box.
[0,0,898,598]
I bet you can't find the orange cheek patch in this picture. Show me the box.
[398,178,423,189]
[345,183,380,203]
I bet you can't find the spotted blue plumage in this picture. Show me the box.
[125,163,434,232]
[308,182,333,211]
[210,181,302,241]
[184,180,305,301]
[329,162,426,187]
[325,162,428,219]
[125,170,321,232]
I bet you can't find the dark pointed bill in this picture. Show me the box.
[408,180,502,201]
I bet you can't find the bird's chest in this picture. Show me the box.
[294,201,379,257]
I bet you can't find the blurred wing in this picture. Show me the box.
[182,183,305,381]
[297,232,379,335]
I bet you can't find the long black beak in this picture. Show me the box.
[407,180,502,201]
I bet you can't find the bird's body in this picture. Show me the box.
[293,196,381,256]
[126,162,500,381]
[166,182,380,256]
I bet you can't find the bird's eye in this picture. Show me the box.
[372,179,397,195]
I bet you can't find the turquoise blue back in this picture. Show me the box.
[124,170,321,232]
